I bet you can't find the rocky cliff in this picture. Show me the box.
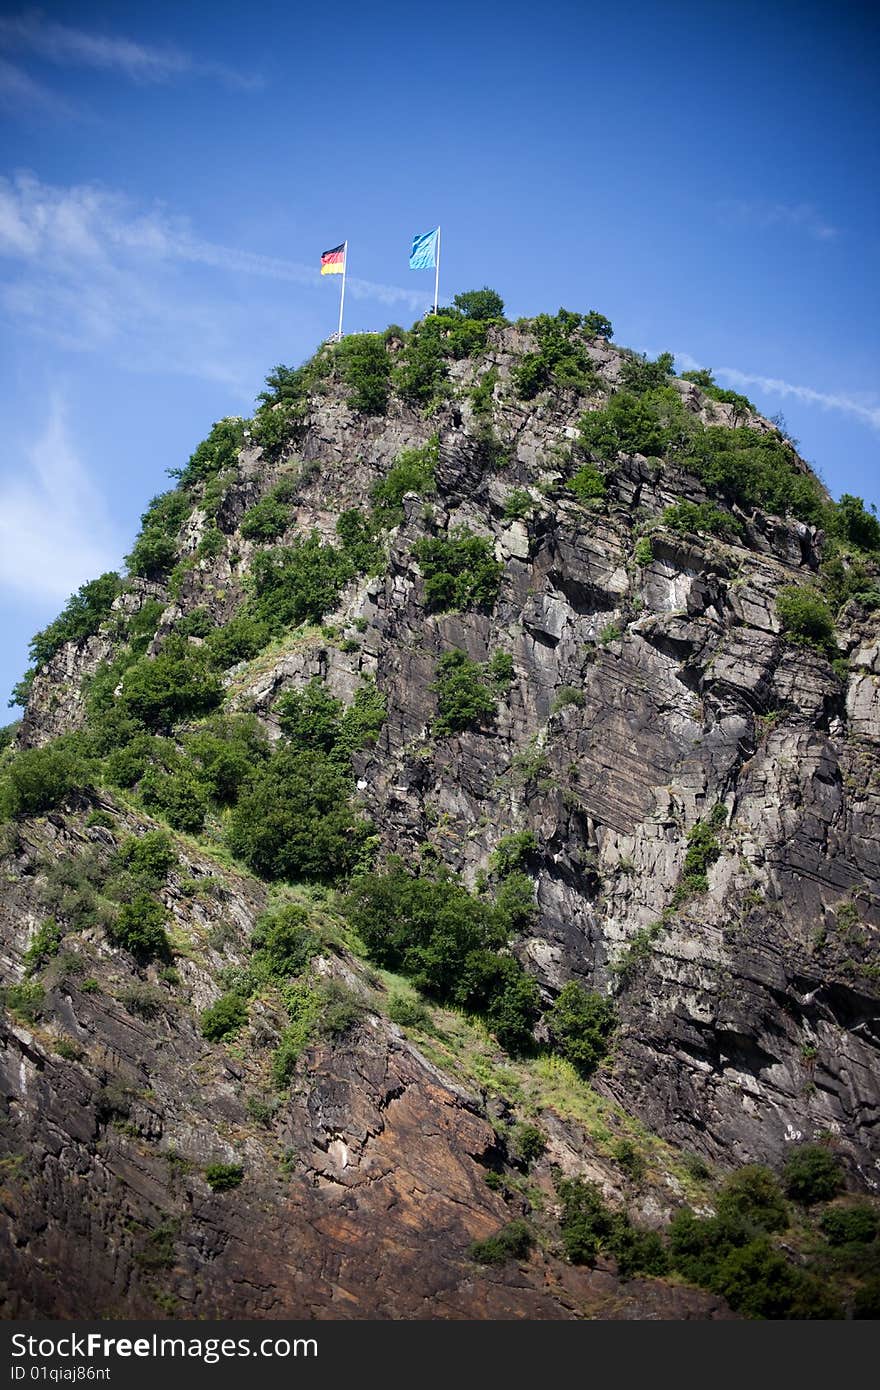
[2,310,878,1318]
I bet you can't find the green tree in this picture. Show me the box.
[546,981,616,1077]
[776,586,836,653]
[829,494,880,554]
[240,495,291,542]
[431,650,499,736]
[108,892,170,960]
[27,573,122,673]
[412,530,503,611]
[782,1145,842,1205]
[250,534,355,633]
[200,993,249,1042]
[452,287,506,320]
[334,333,391,414]
[227,748,364,881]
[117,638,223,732]
[0,736,93,819]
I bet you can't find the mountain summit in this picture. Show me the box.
[2,301,879,1319]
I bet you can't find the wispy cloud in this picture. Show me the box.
[0,54,75,116]
[716,199,839,241]
[0,172,426,394]
[0,397,122,604]
[717,367,880,431]
[675,352,880,432]
[0,9,263,92]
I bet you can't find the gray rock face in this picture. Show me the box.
[4,325,879,1314]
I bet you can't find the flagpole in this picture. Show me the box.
[338,240,348,340]
[433,226,441,314]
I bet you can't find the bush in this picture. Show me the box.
[556,1177,615,1265]
[184,714,270,804]
[512,310,600,399]
[490,831,538,877]
[345,860,520,1009]
[552,686,585,712]
[276,678,386,762]
[545,982,616,1077]
[568,465,606,502]
[680,811,725,893]
[612,1139,647,1184]
[661,501,742,540]
[470,1219,532,1265]
[493,871,537,932]
[1,981,45,1023]
[715,1165,789,1233]
[503,488,533,520]
[782,1144,842,1205]
[583,310,613,339]
[336,509,383,573]
[170,418,245,489]
[251,904,317,978]
[24,918,64,974]
[138,764,210,833]
[456,949,540,1052]
[776,586,836,654]
[318,979,364,1038]
[126,490,191,579]
[117,638,223,732]
[509,1123,545,1166]
[453,287,505,320]
[271,982,323,1084]
[388,993,429,1028]
[827,494,880,554]
[820,1204,878,1246]
[0,736,92,819]
[580,388,691,460]
[710,1237,834,1319]
[634,537,654,567]
[371,439,438,527]
[240,494,291,542]
[107,892,170,960]
[175,608,215,639]
[391,319,450,408]
[249,534,355,634]
[200,993,249,1042]
[334,333,391,414]
[204,1161,244,1192]
[204,613,272,669]
[431,650,500,736]
[117,830,177,885]
[413,529,503,612]
[227,748,364,881]
[620,351,674,395]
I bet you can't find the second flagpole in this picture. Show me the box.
[433,227,441,314]
[338,240,348,339]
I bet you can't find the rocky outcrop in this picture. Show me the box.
[3,321,878,1316]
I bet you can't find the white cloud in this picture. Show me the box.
[0,173,427,396]
[716,199,838,241]
[0,10,262,91]
[675,351,880,433]
[0,398,122,604]
[717,367,880,431]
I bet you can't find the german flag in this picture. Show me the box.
[320,243,345,275]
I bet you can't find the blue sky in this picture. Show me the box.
[1,0,878,711]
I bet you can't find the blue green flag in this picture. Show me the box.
[409,228,438,270]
